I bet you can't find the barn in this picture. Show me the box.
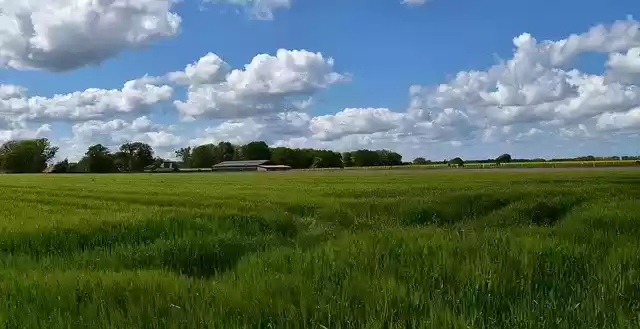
[212,160,291,172]
[257,165,292,172]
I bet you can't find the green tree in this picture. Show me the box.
[310,156,323,169]
[377,150,402,166]
[449,157,465,167]
[84,144,116,173]
[271,147,295,166]
[118,142,154,172]
[242,141,271,160]
[0,138,58,173]
[217,142,235,163]
[413,157,429,165]
[174,147,192,167]
[52,159,70,173]
[191,144,217,168]
[495,153,512,165]
[342,152,354,167]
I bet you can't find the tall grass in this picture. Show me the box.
[0,170,638,328]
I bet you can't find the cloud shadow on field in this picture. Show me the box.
[401,193,516,227]
[0,214,320,279]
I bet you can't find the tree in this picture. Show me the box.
[0,138,58,173]
[175,147,192,167]
[242,141,271,160]
[413,157,429,165]
[217,142,235,163]
[342,152,354,167]
[84,144,116,173]
[495,153,512,165]
[311,156,323,169]
[118,142,154,172]
[191,144,217,168]
[377,150,402,166]
[51,159,70,173]
[449,157,464,167]
[271,147,295,166]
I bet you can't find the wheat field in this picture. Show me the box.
[0,170,638,328]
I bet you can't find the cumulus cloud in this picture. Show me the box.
[174,49,345,120]
[167,53,231,86]
[179,17,640,158]
[607,47,640,83]
[405,18,640,145]
[0,85,25,99]
[0,78,173,124]
[203,0,290,20]
[250,18,640,158]
[64,116,180,159]
[310,108,407,141]
[0,0,181,71]
[6,17,640,160]
[401,0,428,6]
[596,108,640,132]
[0,124,52,144]
[190,111,311,145]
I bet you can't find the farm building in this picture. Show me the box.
[144,161,181,173]
[212,160,291,172]
[258,165,292,172]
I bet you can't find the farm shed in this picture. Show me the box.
[213,160,271,172]
[144,161,180,173]
[258,165,291,172]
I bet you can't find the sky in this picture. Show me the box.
[1,0,640,161]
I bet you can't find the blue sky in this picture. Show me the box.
[1,0,639,161]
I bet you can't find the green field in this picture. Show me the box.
[0,170,639,328]
[317,160,640,171]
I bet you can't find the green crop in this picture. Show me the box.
[0,170,638,328]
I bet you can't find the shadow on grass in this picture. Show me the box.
[0,213,320,278]
[402,193,515,226]
[480,196,587,227]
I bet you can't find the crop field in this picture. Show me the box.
[312,160,640,171]
[0,170,639,328]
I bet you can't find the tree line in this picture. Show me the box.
[176,141,403,169]
[0,138,405,173]
[2,138,638,174]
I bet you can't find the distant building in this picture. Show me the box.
[160,161,180,170]
[144,161,180,173]
[213,160,291,172]
[257,165,292,172]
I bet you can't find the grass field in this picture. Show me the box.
[311,160,640,171]
[0,170,639,328]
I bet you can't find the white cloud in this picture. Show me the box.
[5,18,640,161]
[596,108,640,132]
[559,124,592,139]
[0,85,25,99]
[203,0,290,20]
[607,47,640,83]
[402,0,428,6]
[0,124,52,144]
[167,53,231,86]
[407,18,640,140]
[310,108,407,141]
[174,49,345,119]
[190,111,310,146]
[515,127,544,141]
[0,0,181,71]
[144,131,182,148]
[608,48,640,73]
[64,116,180,160]
[268,18,640,157]
[0,78,173,124]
